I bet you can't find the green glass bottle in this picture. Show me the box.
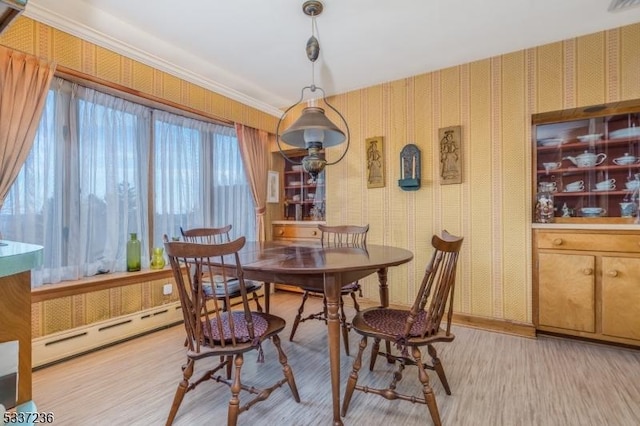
[126,232,141,272]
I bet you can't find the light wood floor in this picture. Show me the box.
[33,291,640,426]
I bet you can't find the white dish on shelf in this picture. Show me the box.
[291,165,303,172]
[537,138,564,147]
[576,133,603,143]
[289,180,303,186]
[581,207,605,216]
[591,187,615,192]
[562,188,583,193]
[609,127,640,139]
[613,153,639,165]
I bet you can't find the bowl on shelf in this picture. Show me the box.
[609,127,640,139]
[537,138,564,147]
[292,194,301,202]
[307,193,315,200]
[580,207,606,217]
[576,133,603,143]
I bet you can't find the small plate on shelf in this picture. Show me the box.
[537,138,564,147]
[576,133,603,143]
[609,127,640,139]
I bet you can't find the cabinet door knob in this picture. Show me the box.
[277,229,284,236]
[583,268,594,276]
[606,270,619,277]
[311,231,317,236]
[552,238,563,246]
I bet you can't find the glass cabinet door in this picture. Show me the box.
[533,107,640,222]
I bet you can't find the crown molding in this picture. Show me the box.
[24,3,282,118]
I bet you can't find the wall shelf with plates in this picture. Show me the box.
[532,100,640,222]
[282,150,325,221]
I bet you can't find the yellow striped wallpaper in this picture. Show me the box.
[0,17,278,133]
[325,23,640,325]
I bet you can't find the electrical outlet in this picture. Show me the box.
[163,283,173,295]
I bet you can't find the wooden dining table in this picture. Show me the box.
[232,240,414,425]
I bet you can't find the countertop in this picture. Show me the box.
[532,223,640,230]
[272,220,326,225]
[0,240,44,278]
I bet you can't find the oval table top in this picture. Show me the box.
[234,240,414,275]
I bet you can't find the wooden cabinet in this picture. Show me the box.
[532,99,640,223]
[271,221,324,292]
[534,229,640,346]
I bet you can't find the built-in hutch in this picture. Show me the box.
[532,100,640,347]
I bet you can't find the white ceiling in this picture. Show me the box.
[24,0,640,117]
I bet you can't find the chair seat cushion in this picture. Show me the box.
[362,308,428,337]
[202,279,261,298]
[341,281,360,293]
[203,312,268,343]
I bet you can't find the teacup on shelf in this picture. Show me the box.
[564,180,584,192]
[538,181,557,192]
[542,162,561,173]
[625,180,640,190]
[595,179,616,191]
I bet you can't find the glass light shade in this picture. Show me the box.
[281,106,345,148]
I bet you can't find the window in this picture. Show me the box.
[0,77,255,287]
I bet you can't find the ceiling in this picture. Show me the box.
[24,0,640,117]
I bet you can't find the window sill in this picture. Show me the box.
[31,268,174,303]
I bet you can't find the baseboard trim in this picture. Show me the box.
[452,313,536,338]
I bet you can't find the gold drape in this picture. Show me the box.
[0,46,55,209]
[235,123,269,241]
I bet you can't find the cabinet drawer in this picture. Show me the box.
[273,224,321,240]
[537,232,640,253]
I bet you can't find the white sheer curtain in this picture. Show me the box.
[1,78,254,288]
[152,111,255,247]
[0,77,150,286]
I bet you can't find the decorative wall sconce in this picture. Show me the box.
[398,144,421,191]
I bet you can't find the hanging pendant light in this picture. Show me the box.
[276,0,350,182]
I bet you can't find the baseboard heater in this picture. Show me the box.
[32,302,183,368]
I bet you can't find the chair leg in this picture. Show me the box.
[227,353,243,426]
[339,296,350,356]
[369,337,380,371]
[252,291,263,313]
[289,291,310,341]
[428,344,451,395]
[166,358,194,426]
[225,355,233,380]
[341,336,367,417]
[412,346,442,426]
[349,289,360,312]
[272,334,301,402]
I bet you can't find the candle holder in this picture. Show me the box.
[398,144,421,191]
